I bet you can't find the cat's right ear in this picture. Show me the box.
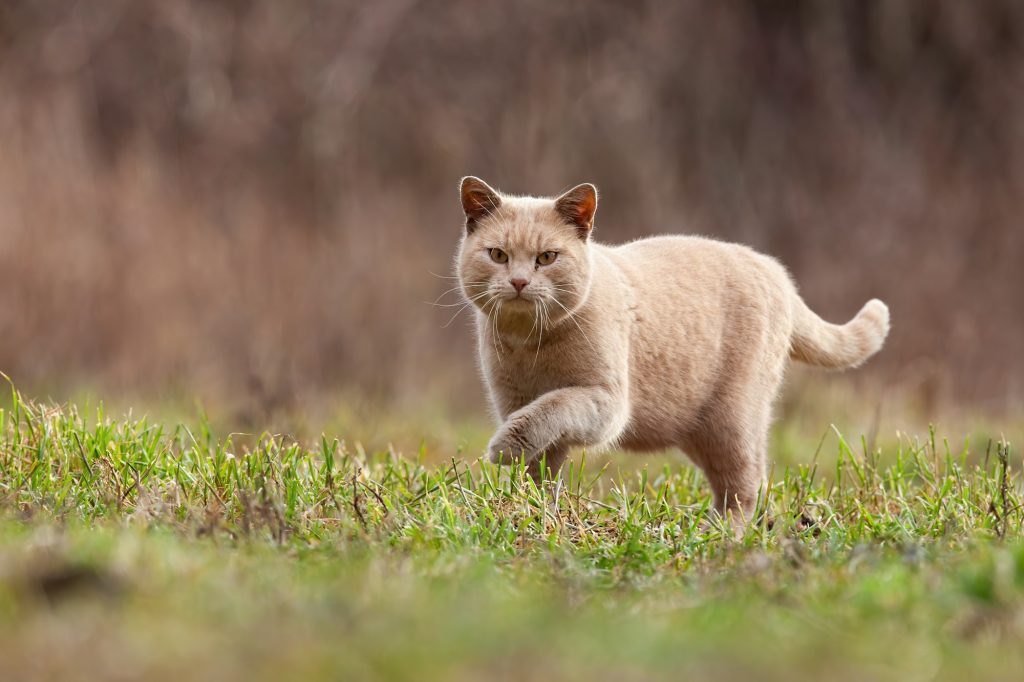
[460,176,501,233]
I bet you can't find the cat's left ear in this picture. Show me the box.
[554,183,598,239]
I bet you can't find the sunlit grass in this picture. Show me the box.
[1,385,1023,681]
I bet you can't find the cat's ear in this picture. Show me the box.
[460,176,501,233]
[554,183,598,239]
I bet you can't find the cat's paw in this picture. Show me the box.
[486,418,534,465]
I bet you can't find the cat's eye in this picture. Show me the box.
[489,248,508,264]
[536,251,558,266]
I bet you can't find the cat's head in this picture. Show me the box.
[456,177,597,330]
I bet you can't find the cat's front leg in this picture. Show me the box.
[487,386,626,465]
[487,412,541,465]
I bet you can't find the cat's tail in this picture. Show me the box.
[789,297,890,369]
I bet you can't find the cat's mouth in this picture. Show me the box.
[503,292,539,304]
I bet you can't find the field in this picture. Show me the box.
[1,385,1023,681]
[2,3,1022,681]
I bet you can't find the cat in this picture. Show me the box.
[456,176,889,520]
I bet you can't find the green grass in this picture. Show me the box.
[1,386,1023,681]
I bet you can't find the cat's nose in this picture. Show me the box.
[510,278,529,293]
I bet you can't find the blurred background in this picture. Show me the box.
[0,1,1022,442]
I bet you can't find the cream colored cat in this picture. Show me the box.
[456,176,889,519]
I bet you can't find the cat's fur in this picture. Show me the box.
[456,176,889,518]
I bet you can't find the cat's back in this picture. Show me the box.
[599,234,789,298]
[592,234,796,450]
[606,233,768,273]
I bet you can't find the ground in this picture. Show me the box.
[1,386,1023,681]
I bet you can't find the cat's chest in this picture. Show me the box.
[484,342,577,413]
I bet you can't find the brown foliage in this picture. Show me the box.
[0,1,1021,410]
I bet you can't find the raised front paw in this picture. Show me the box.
[487,417,534,465]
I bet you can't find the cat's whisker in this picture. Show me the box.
[531,300,546,370]
[432,285,465,299]
[428,270,463,281]
[429,282,490,305]
[428,289,491,308]
[481,296,504,365]
[548,296,597,353]
[439,285,496,328]
[491,299,505,362]
[431,301,473,308]
[525,299,539,344]
[442,301,476,328]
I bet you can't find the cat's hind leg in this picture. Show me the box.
[684,403,771,524]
